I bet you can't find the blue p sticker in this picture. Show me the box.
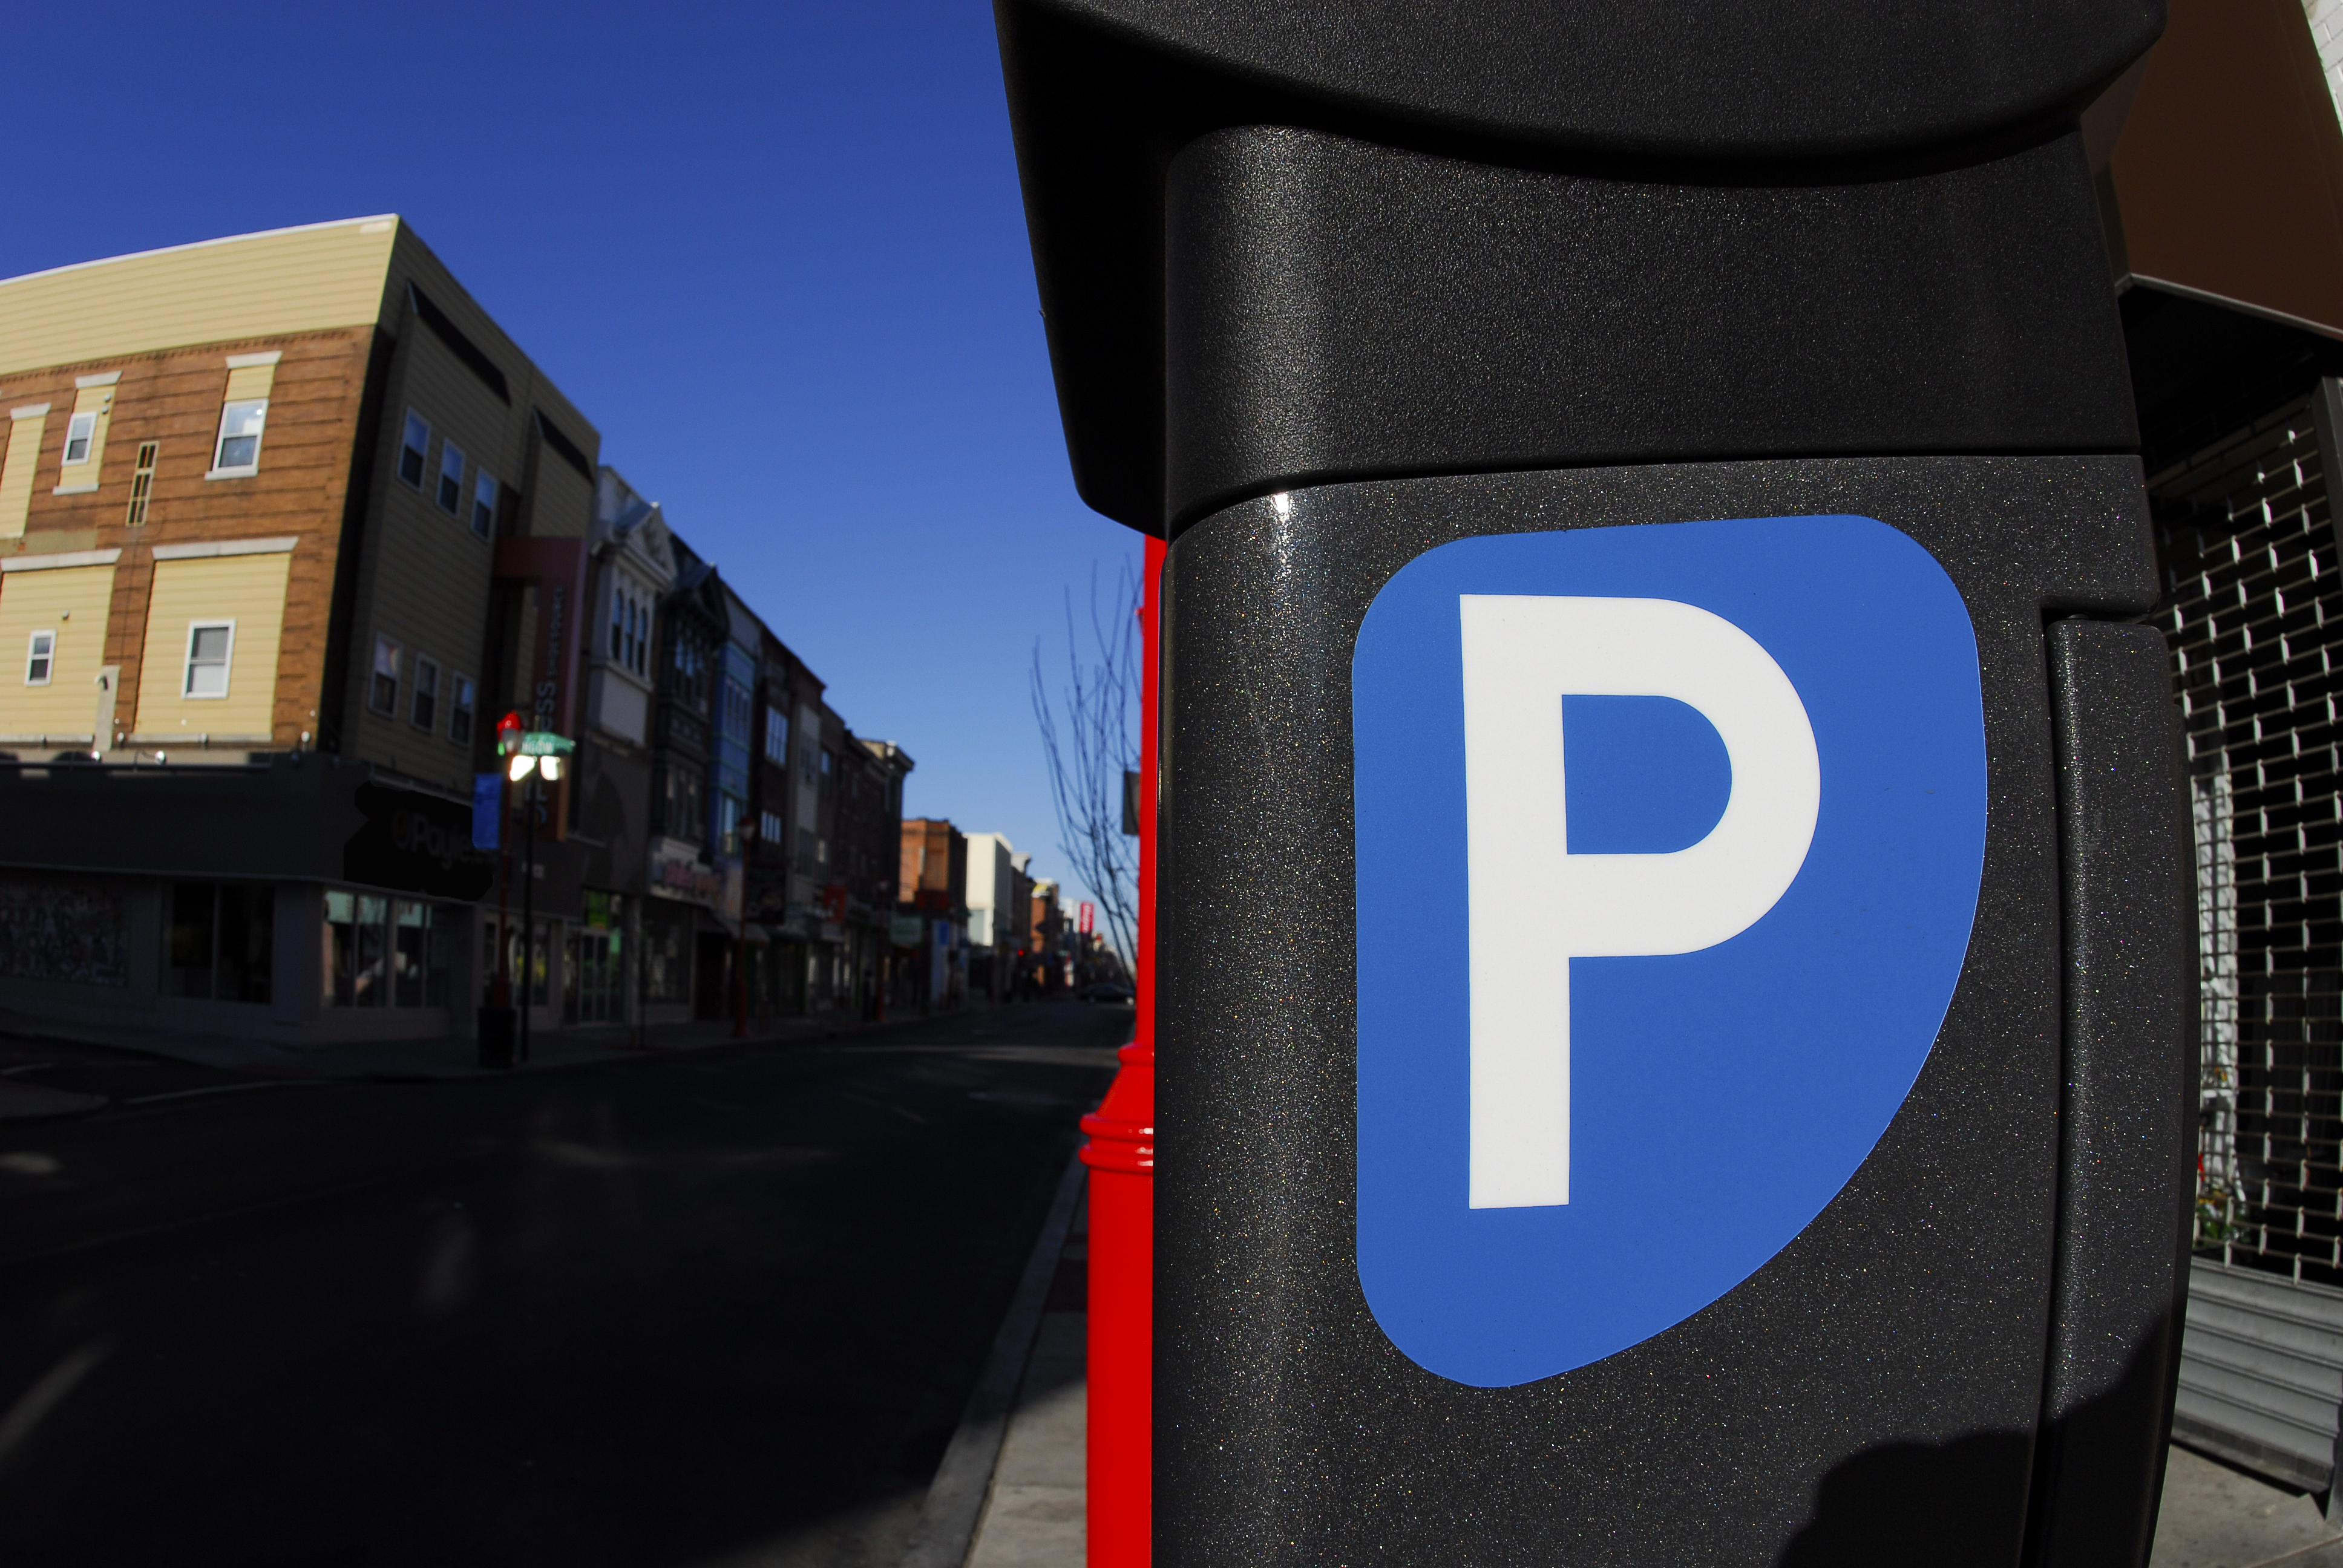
[1352,515,1986,1388]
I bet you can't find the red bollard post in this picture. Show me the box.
[1082,534,1162,1568]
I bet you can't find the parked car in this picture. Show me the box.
[1080,980,1136,1004]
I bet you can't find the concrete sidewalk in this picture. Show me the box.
[967,1191,1087,1568]
[939,1307,2343,1568]
[2154,1445,2343,1568]
[899,1159,1090,1568]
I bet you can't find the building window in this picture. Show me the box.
[62,412,96,466]
[399,411,430,487]
[394,901,447,1007]
[209,399,267,476]
[670,626,709,709]
[436,440,465,514]
[479,918,552,1008]
[25,630,54,686]
[718,792,744,857]
[571,892,626,1025]
[761,809,785,847]
[660,766,704,842]
[450,674,476,745]
[165,881,274,1003]
[643,901,690,1005]
[412,656,439,731]
[124,441,159,526]
[611,581,649,675]
[723,677,753,742]
[816,835,829,866]
[764,706,787,764]
[326,891,386,1006]
[519,920,551,1007]
[183,621,235,699]
[370,636,401,714]
[471,471,497,539]
[324,891,450,1008]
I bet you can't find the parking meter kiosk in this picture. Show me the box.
[997,6,2195,1563]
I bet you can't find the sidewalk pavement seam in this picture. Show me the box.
[2249,1534,2343,1568]
[899,1150,1087,1568]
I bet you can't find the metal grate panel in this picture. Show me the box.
[2158,394,2343,1288]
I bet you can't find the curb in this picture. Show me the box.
[900,1150,1087,1568]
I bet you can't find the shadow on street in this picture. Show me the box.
[0,1001,1128,1568]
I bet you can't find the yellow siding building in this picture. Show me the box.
[0,219,611,1048]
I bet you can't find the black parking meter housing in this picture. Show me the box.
[998,6,2195,1563]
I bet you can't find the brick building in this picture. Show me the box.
[896,817,967,1013]
[0,217,611,1045]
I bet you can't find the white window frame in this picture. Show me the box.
[206,399,267,479]
[25,630,56,687]
[370,635,401,715]
[470,469,497,539]
[183,620,236,700]
[450,673,476,745]
[398,410,431,489]
[411,655,440,731]
[62,411,97,467]
[436,440,466,515]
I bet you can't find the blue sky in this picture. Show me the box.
[0,0,1137,903]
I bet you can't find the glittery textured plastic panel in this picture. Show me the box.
[2027,621,2196,1568]
[1155,456,2170,1567]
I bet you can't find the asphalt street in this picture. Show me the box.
[0,1002,1127,1568]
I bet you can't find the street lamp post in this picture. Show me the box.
[498,720,574,1072]
[520,770,537,1065]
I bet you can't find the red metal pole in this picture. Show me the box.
[1083,534,1161,1568]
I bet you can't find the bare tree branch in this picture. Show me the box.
[1031,558,1142,972]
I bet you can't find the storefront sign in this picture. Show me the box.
[649,839,728,908]
[344,782,496,900]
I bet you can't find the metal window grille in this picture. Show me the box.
[2157,393,2343,1286]
[124,440,159,526]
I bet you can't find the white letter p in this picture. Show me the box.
[1460,595,1821,1209]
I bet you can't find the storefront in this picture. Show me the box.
[0,756,501,1047]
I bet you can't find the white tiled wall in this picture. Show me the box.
[2307,0,2343,126]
